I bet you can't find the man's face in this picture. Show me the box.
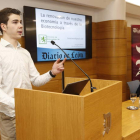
[4,14,23,39]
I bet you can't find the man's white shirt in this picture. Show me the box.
[0,38,52,117]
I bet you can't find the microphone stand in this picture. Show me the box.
[62,65,65,90]
[51,41,96,92]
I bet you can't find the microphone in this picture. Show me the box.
[51,40,96,92]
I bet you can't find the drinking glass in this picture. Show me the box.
[130,93,137,110]
[130,93,137,105]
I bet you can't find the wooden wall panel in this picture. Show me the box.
[64,58,96,77]
[96,39,127,57]
[92,40,96,57]
[96,20,127,39]
[18,37,25,48]
[126,27,132,76]
[127,27,131,42]
[127,41,131,56]
[127,55,132,70]
[126,27,132,101]
[96,20,127,101]
[97,74,126,93]
[97,57,127,75]
[127,69,132,82]
[92,22,97,40]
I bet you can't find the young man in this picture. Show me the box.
[0,8,66,140]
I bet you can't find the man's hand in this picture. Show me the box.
[51,58,66,75]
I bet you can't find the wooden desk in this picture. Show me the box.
[122,100,140,140]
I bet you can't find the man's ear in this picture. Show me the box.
[0,23,7,32]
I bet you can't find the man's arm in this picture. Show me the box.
[29,54,66,87]
[29,57,52,87]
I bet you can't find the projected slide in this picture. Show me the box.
[35,8,86,61]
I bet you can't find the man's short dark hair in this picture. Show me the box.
[0,8,21,34]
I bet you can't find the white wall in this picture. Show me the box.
[54,0,113,9]
[0,0,127,31]
[126,16,140,27]
[0,0,97,21]
[0,0,126,23]
[126,2,140,18]
[126,2,140,27]
[0,0,98,35]
[96,0,126,22]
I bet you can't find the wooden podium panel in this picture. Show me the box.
[65,78,122,140]
[15,78,122,140]
[84,81,122,140]
[122,100,140,140]
[15,90,84,140]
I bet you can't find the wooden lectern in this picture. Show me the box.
[15,78,122,140]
